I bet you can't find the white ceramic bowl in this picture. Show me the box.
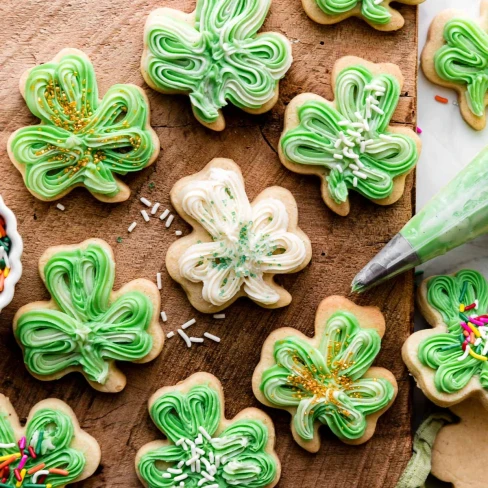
[0,195,23,313]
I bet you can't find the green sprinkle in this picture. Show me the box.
[116,237,123,243]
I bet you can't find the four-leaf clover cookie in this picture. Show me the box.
[252,295,397,452]
[13,238,164,393]
[165,158,312,313]
[136,372,281,488]
[0,394,100,487]
[302,0,424,31]
[403,269,488,408]
[279,56,421,216]
[422,1,488,131]
[8,48,160,202]
[141,0,292,131]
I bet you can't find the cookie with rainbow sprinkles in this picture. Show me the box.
[0,394,100,487]
[252,295,397,452]
[403,269,488,408]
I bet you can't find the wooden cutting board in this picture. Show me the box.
[0,1,418,486]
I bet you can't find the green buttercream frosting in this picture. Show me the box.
[9,49,157,200]
[280,65,418,205]
[143,0,292,125]
[419,269,488,394]
[15,241,154,385]
[0,408,85,486]
[316,0,391,25]
[259,311,395,442]
[434,18,488,117]
[138,383,278,487]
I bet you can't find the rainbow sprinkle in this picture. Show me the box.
[0,430,69,487]
[0,216,11,293]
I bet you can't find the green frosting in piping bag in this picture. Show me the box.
[138,383,278,488]
[15,241,154,385]
[434,18,488,117]
[0,407,85,486]
[418,269,488,394]
[142,0,292,125]
[259,311,395,442]
[9,50,157,200]
[280,65,419,205]
[316,0,392,25]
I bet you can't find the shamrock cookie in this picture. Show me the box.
[302,0,424,31]
[141,0,292,131]
[0,394,100,487]
[431,399,487,488]
[0,195,23,314]
[279,56,421,216]
[252,295,397,452]
[13,238,163,393]
[8,48,160,202]
[403,269,488,408]
[165,158,312,313]
[421,2,488,131]
[136,372,281,488]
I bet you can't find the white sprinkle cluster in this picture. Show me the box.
[164,428,249,488]
[333,81,387,186]
[165,317,221,348]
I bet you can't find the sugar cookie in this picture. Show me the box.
[13,238,164,393]
[166,158,312,313]
[0,394,100,487]
[8,48,160,202]
[403,269,488,408]
[252,295,397,452]
[421,1,488,130]
[141,0,292,131]
[279,56,421,216]
[136,372,281,488]
[302,0,424,31]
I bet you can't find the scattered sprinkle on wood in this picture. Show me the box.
[213,314,225,319]
[151,202,160,215]
[128,222,137,233]
[166,214,174,228]
[177,328,191,348]
[140,197,151,207]
[160,209,170,221]
[175,230,182,236]
[161,311,167,322]
[156,272,162,290]
[181,318,196,330]
[56,203,65,211]
[190,337,204,343]
[166,331,174,339]
[141,209,150,222]
[204,332,221,343]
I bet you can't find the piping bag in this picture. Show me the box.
[352,146,488,292]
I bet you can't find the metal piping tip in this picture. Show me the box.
[351,233,420,293]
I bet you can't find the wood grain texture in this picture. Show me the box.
[0,1,418,486]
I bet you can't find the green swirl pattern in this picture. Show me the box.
[138,382,278,488]
[142,0,292,126]
[9,49,157,201]
[316,0,391,25]
[0,407,85,487]
[418,270,488,394]
[434,18,488,117]
[259,311,395,442]
[15,241,154,385]
[280,65,418,205]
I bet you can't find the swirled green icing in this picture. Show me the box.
[138,382,278,487]
[0,407,85,486]
[15,241,154,385]
[259,311,395,442]
[418,269,488,394]
[316,0,391,25]
[143,0,292,125]
[434,18,488,117]
[9,49,157,200]
[280,65,418,205]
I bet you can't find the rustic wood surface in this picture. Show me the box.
[0,1,418,486]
